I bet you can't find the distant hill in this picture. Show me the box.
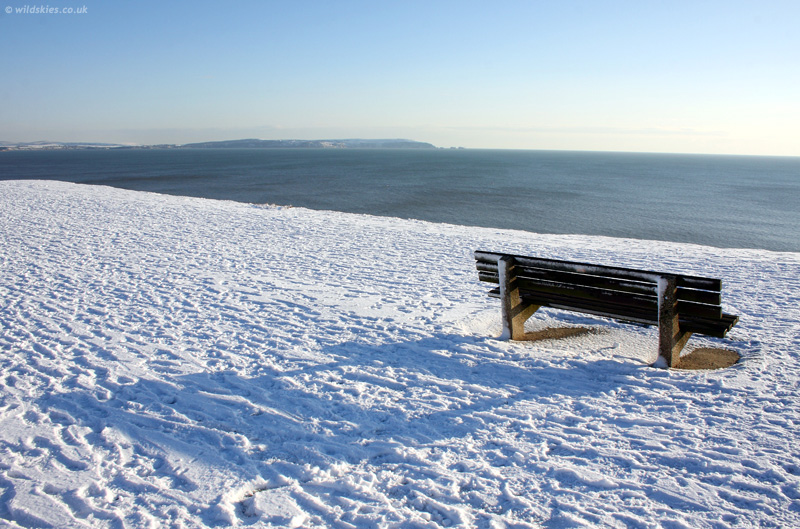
[0,141,130,151]
[0,138,437,151]
[178,139,436,149]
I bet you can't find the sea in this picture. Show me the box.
[1,148,798,252]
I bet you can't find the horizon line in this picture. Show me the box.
[2,138,799,159]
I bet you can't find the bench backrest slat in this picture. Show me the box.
[475,251,722,291]
[479,261,655,295]
[676,288,721,305]
[516,279,720,320]
[481,267,721,306]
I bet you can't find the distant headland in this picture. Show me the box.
[179,139,436,149]
[0,139,438,151]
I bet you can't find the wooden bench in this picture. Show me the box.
[474,250,739,368]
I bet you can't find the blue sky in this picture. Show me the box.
[2,0,798,155]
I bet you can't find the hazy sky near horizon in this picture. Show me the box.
[2,1,798,155]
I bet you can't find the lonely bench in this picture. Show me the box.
[474,250,739,368]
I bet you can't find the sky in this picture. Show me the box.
[1,0,799,155]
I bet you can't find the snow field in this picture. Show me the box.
[1,180,799,528]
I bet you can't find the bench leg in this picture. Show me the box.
[499,256,539,340]
[657,275,691,368]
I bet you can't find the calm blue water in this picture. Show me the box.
[1,148,798,252]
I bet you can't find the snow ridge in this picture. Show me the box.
[1,180,799,528]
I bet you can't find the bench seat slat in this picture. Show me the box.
[680,314,739,338]
[489,287,737,338]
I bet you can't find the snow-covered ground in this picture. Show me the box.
[1,180,799,529]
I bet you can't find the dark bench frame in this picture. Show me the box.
[474,251,739,368]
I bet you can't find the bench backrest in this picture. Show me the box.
[474,251,735,338]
